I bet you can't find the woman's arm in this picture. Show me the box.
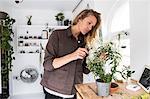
[53,47,88,69]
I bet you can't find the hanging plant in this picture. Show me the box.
[0,14,16,73]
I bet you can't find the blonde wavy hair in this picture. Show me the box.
[72,9,101,44]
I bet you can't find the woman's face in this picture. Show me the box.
[78,15,97,35]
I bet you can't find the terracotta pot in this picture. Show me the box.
[110,82,119,93]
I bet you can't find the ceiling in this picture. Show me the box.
[0,0,81,11]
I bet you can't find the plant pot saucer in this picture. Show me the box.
[110,82,119,93]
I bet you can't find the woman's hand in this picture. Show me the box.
[99,52,108,60]
[52,48,88,69]
[71,47,89,60]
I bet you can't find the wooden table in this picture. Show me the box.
[75,81,149,99]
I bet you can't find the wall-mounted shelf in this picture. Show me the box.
[16,25,68,54]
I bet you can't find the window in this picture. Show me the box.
[107,0,130,81]
[109,1,130,33]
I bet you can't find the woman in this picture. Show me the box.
[40,9,101,99]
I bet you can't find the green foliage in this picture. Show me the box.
[55,12,65,21]
[118,65,135,80]
[0,14,15,73]
[87,42,122,83]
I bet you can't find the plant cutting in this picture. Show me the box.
[26,15,32,25]
[87,41,122,96]
[118,65,135,84]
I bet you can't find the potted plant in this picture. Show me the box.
[55,12,65,26]
[118,65,135,84]
[87,42,122,96]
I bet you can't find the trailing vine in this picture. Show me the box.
[0,14,15,74]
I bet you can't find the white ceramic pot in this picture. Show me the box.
[96,79,110,96]
[57,21,63,26]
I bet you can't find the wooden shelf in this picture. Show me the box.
[16,25,68,54]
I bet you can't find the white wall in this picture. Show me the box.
[11,9,72,26]
[130,0,149,80]
[0,2,10,13]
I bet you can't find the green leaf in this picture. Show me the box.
[87,42,122,83]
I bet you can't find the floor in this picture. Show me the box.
[8,92,45,99]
